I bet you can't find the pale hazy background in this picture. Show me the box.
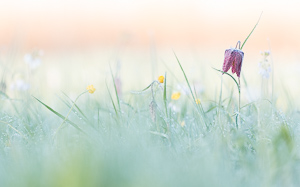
[1,0,299,53]
[1,0,300,108]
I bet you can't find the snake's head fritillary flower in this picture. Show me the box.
[158,76,164,83]
[171,92,181,100]
[86,85,96,94]
[222,48,244,78]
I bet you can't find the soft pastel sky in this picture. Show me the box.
[1,0,299,57]
[1,0,300,108]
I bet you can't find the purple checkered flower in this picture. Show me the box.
[222,48,244,77]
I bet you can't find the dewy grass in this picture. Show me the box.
[1,12,300,187]
[110,65,121,112]
[174,51,208,129]
[163,72,168,119]
[60,91,89,121]
[32,95,85,134]
[54,91,88,136]
[1,68,300,187]
[106,81,119,119]
[0,120,26,139]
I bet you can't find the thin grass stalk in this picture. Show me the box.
[268,39,275,116]
[213,68,241,128]
[54,91,87,136]
[241,12,263,50]
[61,91,89,121]
[163,72,170,133]
[33,96,85,133]
[238,78,241,129]
[174,52,207,128]
[163,72,168,119]
[218,75,223,131]
[0,120,26,139]
[110,65,121,112]
[106,82,119,119]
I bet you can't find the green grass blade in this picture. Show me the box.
[140,83,152,92]
[56,94,72,108]
[61,92,89,121]
[174,52,196,101]
[110,65,121,112]
[0,120,26,139]
[161,60,182,84]
[32,96,85,133]
[241,12,263,50]
[193,84,206,118]
[131,82,153,94]
[106,82,119,118]
[212,67,240,93]
[163,72,168,118]
[205,106,217,113]
[174,51,207,128]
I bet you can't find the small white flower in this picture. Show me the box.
[24,50,43,70]
[258,51,271,79]
[10,80,30,91]
[258,62,271,78]
[168,103,180,113]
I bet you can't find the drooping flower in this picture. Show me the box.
[222,48,244,77]
[158,76,164,83]
[171,92,181,100]
[86,85,96,94]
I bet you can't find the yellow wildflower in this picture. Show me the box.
[180,121,185,127]
[158,75,164,83]
[86,85,96,94]
[171,92,181,100]
[195,98,201,104]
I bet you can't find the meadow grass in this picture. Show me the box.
[0,49,300,187]
[0,15,299,185]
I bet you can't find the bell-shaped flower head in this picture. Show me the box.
[222,48,244,77]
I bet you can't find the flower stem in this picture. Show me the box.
[238,77,241,129]
[218,75,224,132]
[235,41,241,49]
